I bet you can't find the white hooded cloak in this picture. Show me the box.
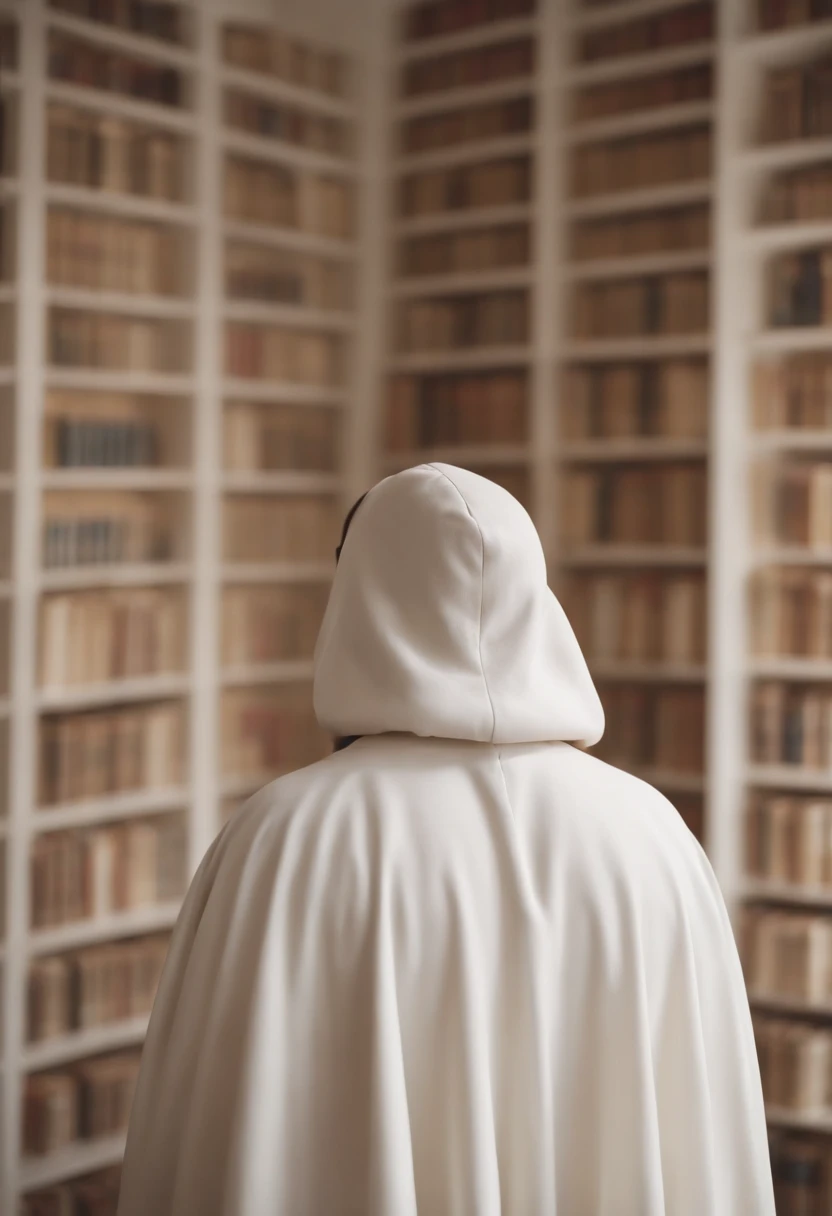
[118,463,774,1216]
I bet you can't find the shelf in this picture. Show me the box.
[740,138,832,175]
[221,561,333,584]
[566,179,712,220]
[45,182,196,225]
[45,286,195,320]
[221,659,316,687]
[739,18,832,65]
[395,77,534,121]
[559,438,708,461]
[47,9,195,68]
[37,672,190,713]
[46,81,195,134]
[398,17,538,64]
[565,249,711,281]
[222,218,356,261]
[745,879,832,910]
[41,468,192,492]
[747,764,832,791]
[560,545,708,567]
[40,563,192,592]
[33,786,190,835]
[765,1107,832,1135]
[384,444,530,468]
[751,430,832,453]
[22,1015,151,1073]
[567,41,716,88]
[748,658,832,681]
[751,991,832,1018]
[570,0,710,30]
[591,661,707,683]
[568,100,715,146]
[19,1133,127,1194]
[394,133,534,173]
[393,203,533,237]
[219,66,355,121]
[387,346,531,373]
[391,267,533,297]
[221,379,346,407]
[222,470,342,494]
[223,299,354,331]
[562,334,711,361]
[746,222,832,256]
[222,127,355,178]
[752,547,832,568]
[751,329,832,355]
[44,368,195,395]
[29,903,182,957]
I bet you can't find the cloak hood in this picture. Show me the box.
[313,463,604,747]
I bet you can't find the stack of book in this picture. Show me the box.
[386,372,527,449]
[754,1017,832,1114]
[751,682,832,768]
[571,205,710,262]
[48,32,185,109]
[225,242,352,310]
[751,567,832,658]
[47,104,184,201]
[50,0,186,44]
[593,684,705,774]
[44,396,164,470]
[224,157,352,239]
[224,89,351,158]
[397,291,528,352]
[575,64,713,123]
[42,492,178,570]
[753,461,832,549]
[572,127,711,198]
[401,35,534,98]
[761,55,832,144]
[402,0,535,42]
[561,464,707,548]
[221,685,329,782]
[769,1133,832,1216]
[222,584,328,667]
[398,223,529,278]
[224,402,339,472]
[224,322,341,386]
[22,1166,122,1216]
[753,355,832,429]
[561,363,708,439]
[48,310,190,374]
[744,905,832,1006]
[24,1051,141,1156]
[399,155,531,217]
[222,23,348,96]
[747,793,832,887]
[573,272,709,339]
[402,95,532,154]
[577,2,713,64]
[769,248,832,329]
[222,496,337,564]
[563,572,706,666]
[762,162,832,226]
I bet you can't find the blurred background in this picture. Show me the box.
[0,0,831,1211]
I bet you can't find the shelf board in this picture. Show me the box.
[221,659,316,687]
[28,902,182,957]
[41,468,192,492]
[221,378,346,407]
[751,328,832,355]
[221,560,333,585]
[44,368,195,395]
[397,17,538,64]
[751,991,832,1018]
[19,1133,127,1194]
[46,80,195,134]
[46,9,195,68]
[562,334,711,361]
[568,100,715,146]
[387,346,531,373]
[745,879,832,911]
[393,202,532,237]
[590,661,707,683]
[394,132,534,174]
[222,218,355,262]
[39,562,192,592]
[566,179,712,220]
[739,18,832,64]
[567,41,716,87]
[752,547,832,568]
[748,657,832,680]
[221,127,355,179]
[570,0,710,30]
[45,286,195,320]
[384,443,530,468]
[22,1015,151,1073]
[37,672,190,713]
[223,299,354,331]
[219,65,355,121]
[33,785,190,835]
[747,764,832,791]
[395,77,533,121]
[765,1107,832,1135]
[746,221,832,256]
[391,267,533,297]
[45,182,196,225]
[751,430,832,453]
[740,137,832,175]
[560,545,708,567]
[565,249,711,281]
[559,437,708,461]
[222,470,342,494]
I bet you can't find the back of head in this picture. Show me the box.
[313,463,604,746]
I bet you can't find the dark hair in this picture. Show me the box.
[332,492,368,752]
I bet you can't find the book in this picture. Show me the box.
[572,271,709,339]
[224,401,339,472]
[753,354,832,429]
[743,905,832,1004]
[399,155,531,217]
[752,461,832,549]
[561,360,709,440]
[221,22,348,99]
[225,240,353,311]
[575,63,712,123]
[571,204,710,262]
[761,55,832,144]
[224,87,351,159]
[48,32,184,110]
[398,222,529,278]
[397,290,529,352]
[758,0,832,29]
[592,683,705,772]
[221,684,329,780]
[48,309,190,374]
[22,1165,123,1216]
[222,495,337,563]
[47,207,185,297]
[402,94,533,156]
[44,390,173,470]
[762,161,832,225]
[751,567,832,659]
[224,156,353,240]
[49,0,186,46]
[560,463,707,547]
[572,126,711,199]
[403,0,535,44]
[224,322,342,387]
[47,104,184,202]
[23,1051,140,1156]
[385,369,527,449]
[751,681,832,768]
[42,491,179,569]
[578,2,713,64]
[222,583,329,667]
[401,36,534,99]
[747,793,832,886]
[768,248,832,328]
[754,1016,832,1112]
[770,1133,831,1216]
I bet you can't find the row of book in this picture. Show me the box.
[223,495,337,563]
[49,310,189,374]
[225,323,341,387]
[562,361,708,440]
[22,1166,121,1216]
[24,1050,140,1157]
[51,0,186,45]
[39,702,184,806]
[221,23,348,99]
[224,89,350,159]
[753,461,832,550]
[574,64,712,125]
[769,1133,832,1216]
[572,127,711,199]
[762,161,832,227]
[753,354,832,430]
[225,241,352,311]
[48,32,184,110]
[47,208,185,298]
[221,685,328,780]
[45,415,161,470]
[400,156,530,218]
[47,104,183,203]
[747,793,832,888]
[402,95,532,156]
[28,933,170,1043]
[402,0,535,43]
[743,905,832,1005]
[578,2,713,65]
[401,36,534,99]
[562,572,706,666]
[770,248,832,329]
[570,204,710,262]
[397,290,528,351]
[224,157,353,240]
[224,401,339,472]
[39,589,185,688]
[593,684,705,773]
[758,0,832,29]
[43,491,175,570]
[763,55,832,145]
[222,584,328,667]
[573,271,709,339]
[755,1016,832,1114]
[385,370,527,448]
[398,222,529,278]
[751,681,832,770]
[31,816,185,930]
[561,465,707,548]
[752,568,832,660]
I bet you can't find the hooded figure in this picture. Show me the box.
[118,464,774,1216]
